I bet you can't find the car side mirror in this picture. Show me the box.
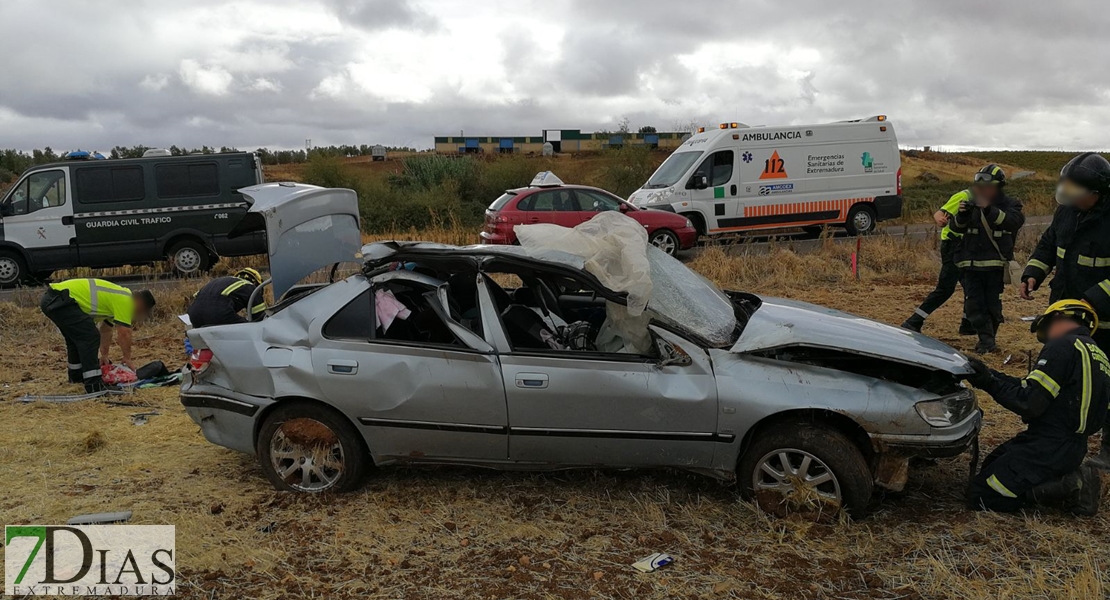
[689,175,708,190]
[0,203,11,217]
[619,203,631,212]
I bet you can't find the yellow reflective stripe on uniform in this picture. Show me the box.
[1057,247,1067,259]
[957,259,1007,268]
[250,303,267,315]
[990,165,1002,177]
[221,279,250,296]
[1075,340,1093,433]
[1027,259,1050,273]
[987,474,1018,498]
[1078,256,1110,267]
[1099,280,1110,298]
[994,210,1006,225]
[1026,369,1061,397]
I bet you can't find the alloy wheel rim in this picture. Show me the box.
[753,448,842,505]
[651,233,677,255]
[269,418,345,492]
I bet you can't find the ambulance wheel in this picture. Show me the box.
[168,240,211,276]
[845,205,877,236]
[0,251,27,288]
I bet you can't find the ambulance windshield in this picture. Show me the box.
[644,151,703,189]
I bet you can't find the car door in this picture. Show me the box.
[522,189,582,227]
[0,168,77,271]
[491,280,720,468]
[573,189,631,226]
[310,281,509,462]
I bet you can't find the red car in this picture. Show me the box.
[480,174,698,256]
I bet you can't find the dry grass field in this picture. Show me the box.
[2,230,1108,599]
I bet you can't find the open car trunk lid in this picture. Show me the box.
[229,183,362,299]
[731,296,972,375]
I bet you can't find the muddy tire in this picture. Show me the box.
[167,239,211,275]
[0,251,27,288]
[844,204,877,236]
[256,401,369,493]
[738,422,873,520]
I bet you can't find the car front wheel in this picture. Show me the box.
[649,229,680,256]
[738,422,873,520]
[256,401,369,493]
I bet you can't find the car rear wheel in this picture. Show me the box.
[844,204,877,236]
[168,239,212,275]
[649,229,680,256]
[0,251,27,288]
[256,401,369,493]
[738,422,872,520]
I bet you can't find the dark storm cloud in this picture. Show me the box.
[323,0,439,32]
[0,0,1108,152]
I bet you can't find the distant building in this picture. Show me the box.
[433,128,688,154]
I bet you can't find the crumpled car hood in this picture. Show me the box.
[731,296,971,375]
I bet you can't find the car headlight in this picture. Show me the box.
[914,388,977,427]
[685,218,694,228]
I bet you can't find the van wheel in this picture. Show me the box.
[649,229,680,256]
[845,205,877,236]
[168,240,211,276]
[256,401,369,493]
[738,422,873,520]
[0,251,27,288]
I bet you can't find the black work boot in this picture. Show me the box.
[1069,466,1103,517]
[901,314,924,332]
[1030,471,1082,507]
[68,368,83,384]
[973,335,997,354]
[954,314,972,334]
[1087,426,1110,471]
[83,377,108,394]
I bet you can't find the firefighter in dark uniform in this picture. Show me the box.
[1018,152,1110,469]
[948,165,1025,353]
[901,189,974,334]
[965,300,1107,515]
[187,268,266,328]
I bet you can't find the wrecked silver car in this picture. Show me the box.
[182,184,980,517]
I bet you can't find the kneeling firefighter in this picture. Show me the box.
[965,300,1108,515]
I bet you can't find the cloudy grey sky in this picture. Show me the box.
[1,0,1107,152]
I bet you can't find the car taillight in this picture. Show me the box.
[487,212,508,224]
[189,349,214,373]
[897,167,903,196]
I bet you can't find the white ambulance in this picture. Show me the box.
[628,116,902,237]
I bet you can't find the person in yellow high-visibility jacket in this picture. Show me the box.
[39,278,155,392]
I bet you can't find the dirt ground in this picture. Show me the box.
[1,239,1108,599]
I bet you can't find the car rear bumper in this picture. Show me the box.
[873,195,903,221]
[479,230,515,244]
[180,372,273,454]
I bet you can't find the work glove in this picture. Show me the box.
[965,356,993,388]
[958,201,972,214]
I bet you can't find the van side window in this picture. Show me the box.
[76,166,144,203]
[5,170,67,215]
[697,150,741,186]
[155,163,219,198]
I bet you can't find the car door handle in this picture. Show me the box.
[515,372,548,389]
[327,359,358,375]
[730,184,737,196]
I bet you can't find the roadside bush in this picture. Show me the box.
[477,154,540,200]
[300,154,358,189]
[599,145,655,198]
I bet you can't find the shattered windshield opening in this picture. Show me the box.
[644,245,739,346]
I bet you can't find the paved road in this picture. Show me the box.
[0,215,1055,302]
